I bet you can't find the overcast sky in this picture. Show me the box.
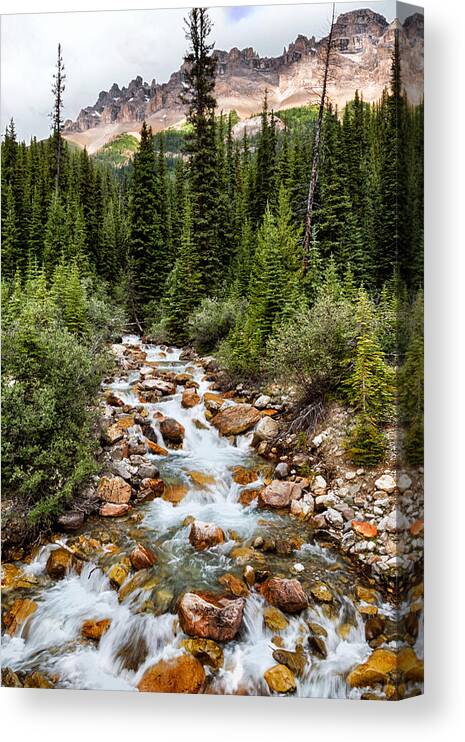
[1,2,396,140]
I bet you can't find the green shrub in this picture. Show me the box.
[264,294,355,401]
[1,269,124,526]
[188,296,246,353]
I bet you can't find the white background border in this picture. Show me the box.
[1,1,464,740]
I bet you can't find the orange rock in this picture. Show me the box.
[98,476,132,504]
[409,519,424,536]
[145,439,169,456]
[218,573,249,597]
[398,647,424,682]
[352,521,378,538]
[46,548,75,579]
[105,392,125,407]
[130,543,157,570]
[188,470,216,487]
[261,409,279,416]
[347,649,397,688]
[211,404,261,436]
[99,502,131,517]
[233,466,258,485]
[163,483,189,504]
[189,521,225,550]
[3,598,37,636]
[260,577,308,614]
[116,415,135,430]
[138,478,165,500]
[81,618,111,640]
[178,592,245,641]
[138,654,205,694]
[239,488,260,506]
[181,388,201,408]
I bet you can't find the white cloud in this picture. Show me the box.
[1,2,396,141]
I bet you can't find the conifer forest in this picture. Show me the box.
[1,5,424,698]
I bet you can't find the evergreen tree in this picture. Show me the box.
[128,121,164,318]
[2,185,20,279]
[164,195,202,343]
[43,190,68,275]
[181,7,219,289]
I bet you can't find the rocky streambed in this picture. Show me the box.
[1,336,424,699]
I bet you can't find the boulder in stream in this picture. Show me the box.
[138,654,205,693]
[211,404,261,436]
[46,548,76,580]
[181,388,200,408]
[264,664,296,693]
[260,577,308,614]
[189,521,225,550]
[160,417,185,445]
[178,592,245,641]
[130,543,157,570]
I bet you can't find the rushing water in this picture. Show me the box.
[2,335,389,697]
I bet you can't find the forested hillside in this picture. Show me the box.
[1,8,423,532]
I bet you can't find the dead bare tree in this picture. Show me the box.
[302,3,336,273]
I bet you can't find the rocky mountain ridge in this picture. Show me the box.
[63,8,423,153]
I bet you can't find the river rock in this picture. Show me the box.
[46,548,75,579]
[141,378,176,396]
[232,466,258,485]
[146,440,169,456]
[98,476,132,504]
[374,474,396,493]
[253,416,279,442]
[264,664,296,693]
[261,577,308,613]
[211,404,261,436]
[81,618,111,640]
[130,543,157,570]
[3,598,37,636]
[325,507,344,528]
[104,423,125,445]
[310,581,333,603]
[57,511,85,531]
[274,462,289,479]
[105,392,125,407]
[178,592,245,641]
[263,606,289,631]
[189,521,225,550]
[181,638,224,669]
[347,648,397,688]
[182,388,200,408]
[160,417,185,445]
[23,672,54,689]
[308,635,327,659]
[398,647,424,682]
[272,648,307,676]
[218,573,249,597]
[138,478,165,501]
[138,654,205,693]
[352,521,378,538]
[365,615,385,641]
[259,480,302,508]
[312,475,327,495]
[99,502,131,517]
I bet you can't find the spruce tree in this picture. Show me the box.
[43,189,68,275]
[129,121,164,319]
[181,7,219,289]
[164,195,202,343]
[344,288,395,465]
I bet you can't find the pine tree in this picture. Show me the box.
[43,189,68,274]
[344,288,395,465]
[51,43,66,190]
[181,7,219,289]
[2,185,20,279]
[129,121,164,319]
[164,195,202,343]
